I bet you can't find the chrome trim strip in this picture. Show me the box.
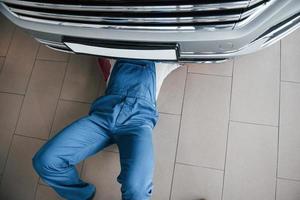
[249,0,266,7]
[235,0,274,28]
[180,13,300,59]
[64,42,178,61]
[46,45,74,54]
[35,38,67,48]
[2,0,249,12]
[9,7,241,24]
[1,3,234,31]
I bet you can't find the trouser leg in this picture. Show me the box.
[32,115,112,200]
[115,125,154,200]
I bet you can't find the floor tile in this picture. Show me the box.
[0,14,15,57]
[0,57,5,72]
[37,45,70,62]
[0,28,39,94]
[177,73,231,170]
[230,43,280,126]
[223,122,277,200]
[50,100,90,138]
[15,61,67,139]
[0,135,44,200]
[276,178,300,200]
[0,93,23,175]
[171,163,223,200]
[61,55,103,103]
[152,113,180,200]
[187,60,233,76]
[35,184,61,200]
[278,82,300,180]
[157,65,187,115]
[81,151,121,200]
[281,29,300,82]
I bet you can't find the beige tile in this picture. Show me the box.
[0,28,39,94]
[171,164,223,200]
[278,82,300,180]
[223,122,277,200]
[81,151,121,200]
[0,57,5,72]
[281,29,300,82]
[177,73,231,170]
[152,113,180,200]
[0,14,15,56]
[187,60,233,76]
[0,93,23,175]
[50,100,90,137]
[0,135,44,200]
[16,61,67,139]
[61,55,103,103]
[276,178,300,200]
[35,184,61,200]
[37,45,70,62]
[230,43,280,126]
[157,66,187,115]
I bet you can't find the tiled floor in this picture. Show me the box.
[0,14,300,200]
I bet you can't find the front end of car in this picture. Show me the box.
[0,0,299,62]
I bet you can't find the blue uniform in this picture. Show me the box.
[32,59,159,200]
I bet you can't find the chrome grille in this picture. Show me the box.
[1,0,270,30]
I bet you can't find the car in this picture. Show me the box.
[0,0,299,63]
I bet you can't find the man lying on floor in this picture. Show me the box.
[32,58,180,200]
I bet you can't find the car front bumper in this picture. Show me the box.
[0,0,299,63]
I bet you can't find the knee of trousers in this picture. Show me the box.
[122,180,153,200]
[32,149,66,177]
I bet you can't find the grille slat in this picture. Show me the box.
[2,0,270,30]
[2,0,250,12]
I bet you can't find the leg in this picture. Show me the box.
[32,114,112,200]
[115,125,154,200]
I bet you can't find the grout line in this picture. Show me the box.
[14,133,47,142]
[188,71,232,78]
[47,55,71,140]
[221,58,235,200]
[36,58,70,63]
[168,66,188,200]
[18,43,44,200]
[281,80,300,84]
[158,111,181,116]
[277,176,300,183]
[13,44,41,137]
[0,91,25,96]
[59,97,92,105]
[275,40,282,200]
[0,94,25,187]
[176,162,224,172]
[4,25,16,56]
[0,25,16,76]
[60,98,91,105]
[230,120,278,128]
[23,43,41,96]
[102,148,119,154]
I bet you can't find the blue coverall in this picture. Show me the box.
[32,59,159,200]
